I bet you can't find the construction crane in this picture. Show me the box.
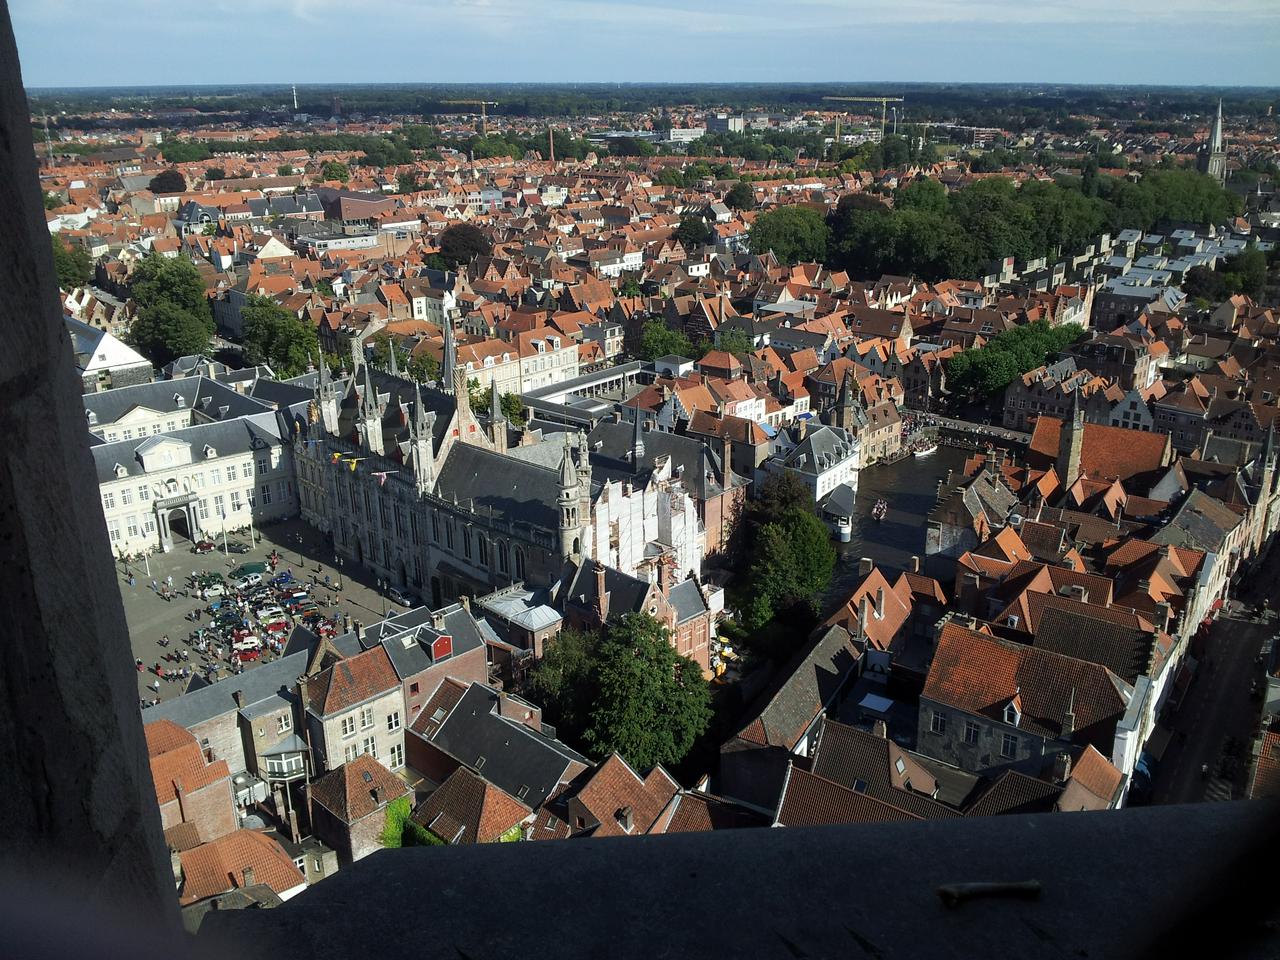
[822,95,905,142]
[441,99,499,136]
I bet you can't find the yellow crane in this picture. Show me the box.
[441,99,499,136]
[822,95,905,145]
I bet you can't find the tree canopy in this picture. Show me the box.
[438,223,492,267]
[733,472,836,632]
[127,253,214,365]
[676,214,713,251]
[725,180,755,210]
[636,319,695,361]
[749,205,830,265]
[1183,249,1268,303]
[147,169,186,194]
[583,614,712,770]
[50,235,92,290]
[320,160,350,182]
[204,166,225,181]
[240,295,320,378]
[945,320,1085,403]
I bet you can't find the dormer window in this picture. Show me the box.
[174,394,185,407]
[203,444,216,459]
[86,410,98,425]
[1004,699,1022,727]
[114,463,128,479]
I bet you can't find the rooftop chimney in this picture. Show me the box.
[460,594,471,612]
[595,563,609,622]
[233,689,245,708]
[871,719,888,740]
[616,805,634,832]
[1052,751,1073,784]
[909,555,920,574]
[241,866,256,889]
[858,594,870,638]
[858,557,873,576]
[875,586,885,620]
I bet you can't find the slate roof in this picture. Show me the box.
[586,418,729,501]
[146,651,308,742]
[668,578,708,624]
[923,622,1132,742]
[564,559,653,620]
[783,425,858,477]
[309,754,409,825]
[83,375,265,426]
[411,766,531,844]
[422,683,589,811]
[434,441,563,532]
[1150,488,1242,552]
[730,624,859,750]
[91,411,287,483]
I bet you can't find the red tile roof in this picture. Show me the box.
[178,829,305,905]
[304,645,400,716]
[1028,416,1170,482]
[411,766,530,843]
[144,719,231,808]
[309,754,409,824]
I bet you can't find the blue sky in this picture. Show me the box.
[11,0,1280,88]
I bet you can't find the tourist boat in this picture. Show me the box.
[913,441,938,457]
[871,498,888,522]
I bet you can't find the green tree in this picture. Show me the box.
[148,169,186,194]
[715,326,754,356]
[314,278,335,298]
[749,205,830,265]
[655,167,685,187]
[741,508,836,630]
[438,222,492,267]
[945,321,1085,403]
[619,277,643,298]
[637,320,694,360]
[469,382,527,427]
[204,166,226,181]
[42,190,61,210]
[725,180,755,211]
[128,253,214,365]
[529,627,602,744]
[397,171,419,194]
[894,177,948,216]
[370,332,409,372]
[408,351,440,383]
[276,164,294,176]
[584,613,712,770]
[320,160,350,182]
[50,235,92,289]
[676,214,713,251]
[240,295,320,377]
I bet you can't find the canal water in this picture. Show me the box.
[819,445,969,616]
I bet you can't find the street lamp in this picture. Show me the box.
[296,533,304,564]
[336,556,344,591]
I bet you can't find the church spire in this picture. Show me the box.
[631,410,645,462]
[1211,98,1224,154]
[441,318,457,395]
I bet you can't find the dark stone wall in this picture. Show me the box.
[0,3,178,928]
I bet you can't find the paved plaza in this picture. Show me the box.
[121,517,413,709]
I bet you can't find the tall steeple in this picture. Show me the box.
[1200,99,1227,186]
[487,374,507,451]
[558,433,582,559]
[388,337,399,378]
[631,410,646,462]
[1057,391,1085,485]
[411,381,435,495]
[1211,98,1224,154]
[359,363,384,457]
[441,317,457,395]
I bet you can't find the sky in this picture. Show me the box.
[10,0,1280,88]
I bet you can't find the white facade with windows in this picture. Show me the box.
[87,378,299,555]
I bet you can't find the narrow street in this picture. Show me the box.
[1151,551,1278,805]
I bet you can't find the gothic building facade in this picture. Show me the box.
[296,326,709,608]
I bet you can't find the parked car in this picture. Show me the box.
[192,540,217,554]
[232,647,261,663]
[200,583,227,600]
[255,605,285,621]
[232,635,261,652]
[233,573,263,590]
[387,586,416,607]
[226,540,251,555]
[263,620,290,637]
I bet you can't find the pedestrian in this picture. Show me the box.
[152,680,160,693]
[135,658,143,672]
[151,579,158,594]
[128,575,136,588]
[166,575,174,589]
